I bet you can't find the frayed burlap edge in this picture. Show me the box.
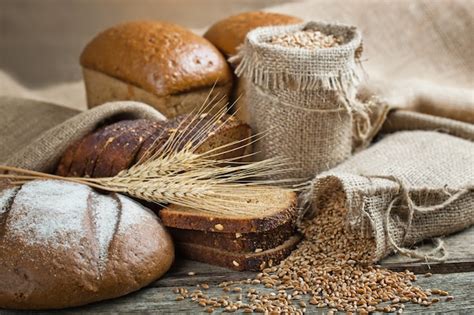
[232,21,363,96]
[306,173,473,263]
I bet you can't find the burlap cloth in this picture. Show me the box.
[306,114,474,262]
[266,0,474,125]
[234,21,364,179]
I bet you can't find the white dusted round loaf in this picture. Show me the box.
[0,180,174,310]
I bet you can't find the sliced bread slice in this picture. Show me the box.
[168,219,295,253]
[176,235,301,271]
[159,188,298,233]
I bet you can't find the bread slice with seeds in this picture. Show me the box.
[160,187,299,270]
[176,235,301,271]
[168,219,295,253]
[159,187,298,234]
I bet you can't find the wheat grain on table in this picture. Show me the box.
[1,258,473,314]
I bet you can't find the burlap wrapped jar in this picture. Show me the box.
[233,21,367,180]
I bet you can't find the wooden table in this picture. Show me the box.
[2,228,473,314]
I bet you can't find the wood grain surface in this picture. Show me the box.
[381,226,474,274]
[1,252,473,314]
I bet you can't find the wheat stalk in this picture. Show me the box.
[0,96,304,216]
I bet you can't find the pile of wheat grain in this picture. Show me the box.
[173,191,450,314]
[268,29,343,50]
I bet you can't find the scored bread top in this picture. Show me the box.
[0,180,174,309]
[80,21,232,97]
[159,187,298,233]
[204,12,303,56]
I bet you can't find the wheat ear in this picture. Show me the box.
[0,92,305,215]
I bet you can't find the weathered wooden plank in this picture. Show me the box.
[1,228,472,314]
[2,272,472,314]
[380,226,474,273]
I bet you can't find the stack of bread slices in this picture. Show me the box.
[160,189,300,271]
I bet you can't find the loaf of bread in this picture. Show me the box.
[204,12,303,57]
[204,12,303,123]
[56,114,250,178]
[0,180,174,310]
[80,21,233,118]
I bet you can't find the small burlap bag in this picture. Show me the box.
[233,21,370,179]
[307,112,474,262]
[0,96,166,173]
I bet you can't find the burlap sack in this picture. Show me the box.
[307,112,474,262]
[382,110,474,141]
[234,21,369,179]
[352,94,390,151]
[0,97,166,173]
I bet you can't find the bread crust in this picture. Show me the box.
[92,120,162,177]
[177,235,301,271]
[80,21,232,97]
[0,180,174,310]
[56,115,250,178]
[159,190,298,233]
[204,12,302,56]
[168,219,295,253]
[82,68,232,118]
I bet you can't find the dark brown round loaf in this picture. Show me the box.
[203,12,302,124]
[0,180,174,310]
[55,115,251,178]
[204,12,303,57]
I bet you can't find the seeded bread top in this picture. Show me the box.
[204,12,302,57]
[80,21,232,97]
[159,188,298,233]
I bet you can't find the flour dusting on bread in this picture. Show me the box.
[89,192,120,264]
[9,180,89,248]
[6,180,155,251]
[0,187,18,216]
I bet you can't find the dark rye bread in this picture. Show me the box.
[176,235,301,271]
[56,119,163,177]
[136,113,250,162]
[56,114,250,178]
[159,188,298,234]
[168,219,295,253]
